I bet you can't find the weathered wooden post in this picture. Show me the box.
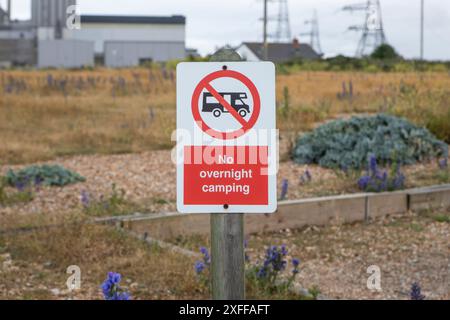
[209,48,246,300]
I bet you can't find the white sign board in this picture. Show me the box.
[176,62,277,213]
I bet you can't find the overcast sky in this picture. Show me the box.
[4,0,450,60]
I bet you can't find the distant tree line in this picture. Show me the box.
[280,44,450,73]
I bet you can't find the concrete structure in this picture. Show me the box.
[32,0,76,28]
[37,39,94,68]
[105,41,185,67]
[0,39,35,67]
[65,15,186,67]
[236,39,321,63]
[0,19,36,66]
[0,1,187,68]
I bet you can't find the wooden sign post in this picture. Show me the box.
[210,48,245,300]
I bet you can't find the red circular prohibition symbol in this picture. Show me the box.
[191,69,261,140]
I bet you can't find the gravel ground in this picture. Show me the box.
[0,151,177,216]
[248,213,450,300]
[1,149,449,217]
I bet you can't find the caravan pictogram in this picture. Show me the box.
[191,69,261,140]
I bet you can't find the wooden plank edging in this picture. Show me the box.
[104,184,450,241]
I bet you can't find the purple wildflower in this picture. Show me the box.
[358,155,405,192]
[244,240,250,263]
[358,175,371,190]
[81,190,90,208]
[292,258,300,275]
[410,282,425,300]
[101,272,130,300]
[195,261,205,274]
[305,169,312,181]
[280,179,288,200]
[256,267,267,279]
[200,247,211,265]
[281,244,288,256]
[300,169,312,184]
[369,154,377,175]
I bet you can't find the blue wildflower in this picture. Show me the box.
[81,190,90,208]
[358,175,370,190]
[305,169,312,181]
[410,282,425,300]
[358,155,405,192]
[15,180,26,192]
[200,247,211,265]
[280,179,288,200]
[195,261,205,274]
[101,272,130,300]
[439,158,448,169]
[281,244,288,256]
[369,154,377,175]
[292,258,300,275]
[244,240,250,263]
[256,267,267,279]
[34,176,43,188]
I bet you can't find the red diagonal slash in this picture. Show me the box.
[204,82,248,127]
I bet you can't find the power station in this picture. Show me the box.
[0,0,186,68]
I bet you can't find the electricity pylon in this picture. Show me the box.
[260,0,292,59]
[343,0,387,57]
[300,10,322,55]
[274,0,292,43]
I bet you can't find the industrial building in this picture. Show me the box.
[0,0,187,68]
[66,15,186,67]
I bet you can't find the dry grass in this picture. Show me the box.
[0,68,175,164]
[0,220,205,300]
[1,68,449,165]
[276,71,450,146]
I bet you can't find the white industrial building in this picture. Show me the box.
[0,0,187,68]
[65,15,186,66]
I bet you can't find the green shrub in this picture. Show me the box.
[370,44,400,60]
[6,164,85,188]
[292,114,448,169]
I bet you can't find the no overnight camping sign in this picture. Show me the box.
[176,62,277,213]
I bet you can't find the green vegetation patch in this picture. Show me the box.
[6,164,85,188]
[292,114,448,169]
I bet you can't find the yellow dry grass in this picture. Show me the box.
[1,67,449,164]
